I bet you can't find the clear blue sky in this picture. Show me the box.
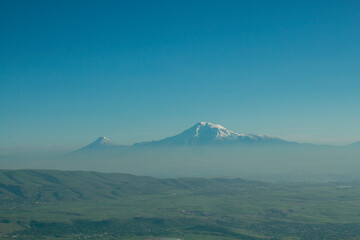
[1,0,360,151]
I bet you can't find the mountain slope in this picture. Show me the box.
[134,122,290,146]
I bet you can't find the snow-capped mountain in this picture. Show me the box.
[91,137,114,146]
[133,122,290,146]
[76,136,116,152]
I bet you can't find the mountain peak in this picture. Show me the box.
[134,121,288,146]
[93,136,113,145]
[196,122,227,129]
[190,122,238,140]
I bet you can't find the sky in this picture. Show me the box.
[1,0,360,152]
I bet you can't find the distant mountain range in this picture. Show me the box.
[75,122,359,153]
[77,122,293,152]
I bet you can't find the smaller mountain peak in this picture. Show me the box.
[93,136,113,145]
[74,136,116,153]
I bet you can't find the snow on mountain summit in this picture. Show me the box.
[190,122,239,140]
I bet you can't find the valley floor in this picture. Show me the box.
[1,170,360,239]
